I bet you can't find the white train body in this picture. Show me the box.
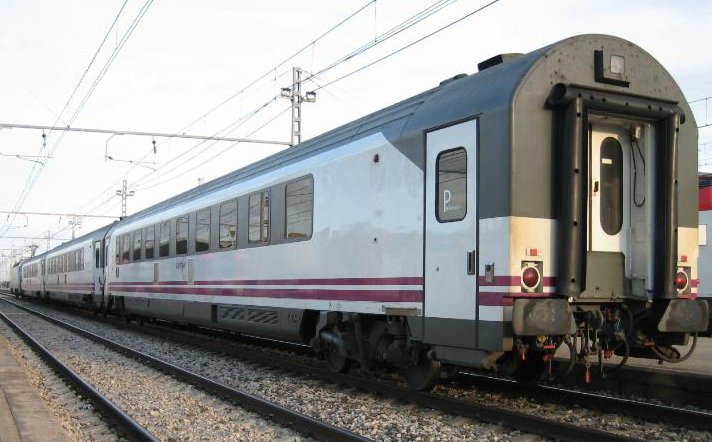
[20,255,45,297]
[45,237,94,303]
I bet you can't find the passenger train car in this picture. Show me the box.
[11,34,709,388]
[20,253,47,298]
[44,225,112,307]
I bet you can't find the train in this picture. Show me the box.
[7,34,709,389]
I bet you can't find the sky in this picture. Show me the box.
[1,0,711,276]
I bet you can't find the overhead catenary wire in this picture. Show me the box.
[1,0,155,238]
[131,0,467,191]
[8,0,493,242]
[53,1,380,224]
[310,0,502,92]
[305,0,462,83]
[135,105,292,192]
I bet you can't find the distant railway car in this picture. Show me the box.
[37,34,708,388]
[45,225,112,308]
[20,253,47,298]
[9,261,22,296]
[698,176,712,334]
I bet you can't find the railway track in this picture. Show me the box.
[0,295,369,442]
[0,308,159,442]
[0,293,676,442]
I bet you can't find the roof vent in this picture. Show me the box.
[477,53,523,72]
[439,73,467,86]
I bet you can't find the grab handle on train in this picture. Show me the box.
[467,250,477,275]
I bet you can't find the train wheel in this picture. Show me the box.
[401,358,441,392]
[324,348,352,373]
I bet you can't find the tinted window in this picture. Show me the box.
[249,191,270,244]
[219,200,237,249]
[600,137,623,235]
[144,226,155,260]
[436,148,467,222]
[196,209,211,253]
[132,230,142,261]
[121,234,130,263]
[159,222,170,257]
[175,215,189,255]
[115,237,120,265]
[286,176,313,240]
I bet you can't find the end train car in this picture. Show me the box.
[22,34,708,389]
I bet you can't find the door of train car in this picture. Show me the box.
[588,123,650,296]
[424,120,478,347]
[93,240,103,297]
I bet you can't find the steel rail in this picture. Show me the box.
[128,320,644,442]
[458,372,712,432]
[0,309,159,442]
[0,297,370,442]
[20,295,642,442]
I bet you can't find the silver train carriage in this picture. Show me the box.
[43,224,113,307]
[22,34,708,389]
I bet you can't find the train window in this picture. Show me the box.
[600,137,623,235]
[285,176,313,240]
[436,147,467,222]
[122,234,131,264]
[219,200,237,250]
[196,208,211,253]
[116,237,121,265]
[175,215,189,255]
[133,230,142,261]
[249,191,270,244]
[159,222,170,257]
[144,226,155,260]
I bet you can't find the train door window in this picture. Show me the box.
[144,226,155,260]
[116,237,121,265]
[159,222,170,257]
[133,230,142,261]
[95,241,101,268]
[600,137,623,235]
[249,191,270,244]
[122,234,131,263]
[219,200,237,250]
[196,208,211,253]
[436,147,467,222]
[175,215,189,255]
[285,176,313,240]
[80,249,84,270]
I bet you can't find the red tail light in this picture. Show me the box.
[522,267,540,289]
[674,271,689,291]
